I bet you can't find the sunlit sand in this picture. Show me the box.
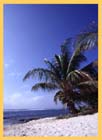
[4,113,97,136]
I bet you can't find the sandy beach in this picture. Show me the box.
[4,113,97,136]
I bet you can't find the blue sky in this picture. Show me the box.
[4,4,98,110]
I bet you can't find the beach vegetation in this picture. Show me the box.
[23,22,98,114]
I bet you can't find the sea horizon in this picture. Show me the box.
[4,108,68,126]
[4,108,66,112]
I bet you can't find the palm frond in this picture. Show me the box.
[31,82,58,91]
[23,68,56,82]
[77,80,98,93]
[76,80,98,107]
[82,60,98,79]
[67,47,87,73]
[55,54,68,79]
[74,32,97,50]
[44,58,61,79]
[54,91,69,107]
[74,21,97,50]
[66,23,97,73]
[54,90,64,104]
[61,38,72,59]
[82,21,97,33]
[54,55,62,70]
[67,70,93,85]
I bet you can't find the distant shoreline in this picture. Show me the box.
[4,108,66,112]
[4,109,68,126]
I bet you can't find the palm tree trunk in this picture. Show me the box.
[67,101,78,114]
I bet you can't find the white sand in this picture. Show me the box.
[4,113,97,136]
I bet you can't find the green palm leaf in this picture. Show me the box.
[74,32,97,50]
[54,91,64,104]
[55,54,68,79]
[66,24,97,73]
[44,58,61,79]
[67,48,87,73]
[54,55,62,70]
[74,21,97,50]
[23,68,57,82]
[67,70,93,85]
[32,82,58,91]
[77,80,98,93]
[76,80,98,108]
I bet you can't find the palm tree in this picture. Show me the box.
[23,22,98,114]
[82,60,98,79]
[75,22,98,111]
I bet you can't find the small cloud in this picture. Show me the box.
[4,59,15,69]
[4,91,63,110]
[4,63,10,68]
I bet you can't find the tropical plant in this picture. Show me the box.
[23,22,98,114]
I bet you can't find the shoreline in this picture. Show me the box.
[4,113,97,136]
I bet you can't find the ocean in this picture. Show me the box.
[4,109,68,126]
